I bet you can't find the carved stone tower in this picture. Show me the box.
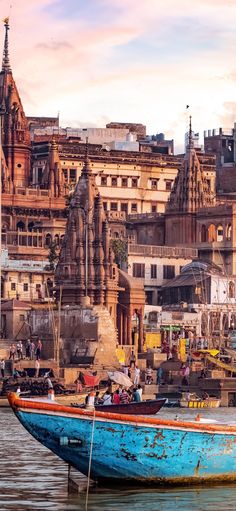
[55,149,120,323]
[165,117,215,245]
[0,19,31,189]
[46,138,65,197]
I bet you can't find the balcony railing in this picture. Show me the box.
[2,231,44,248]
[128,243,198,259]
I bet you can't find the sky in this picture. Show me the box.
[1,0,236,152]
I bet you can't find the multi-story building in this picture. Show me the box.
[204,125,236,195]
[127,243,198,305]
[1,249,53,302]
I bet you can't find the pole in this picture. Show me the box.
[0,110,2,324]
[85,216,88,296]
[57,284,62,365]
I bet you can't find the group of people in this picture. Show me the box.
[9,339,43,361]
[85,385,143,407]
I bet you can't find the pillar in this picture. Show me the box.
[123,311,127,345]
[138,310,143,353]
[127,313,131,345]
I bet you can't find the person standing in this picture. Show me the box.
[130,350,136,368]
[157,366,163,385]
[0,359,5,378]
[16,341,23,360]
[35,359,40,378]
[25,339,31,359]
[29,340,35,360]
[134,365,140,385]
[35,339,42,360]
[9,344,16,360]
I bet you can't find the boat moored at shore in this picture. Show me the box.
[8,392,236,486]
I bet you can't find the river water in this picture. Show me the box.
[2,407,236,511]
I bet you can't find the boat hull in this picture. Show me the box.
[76,398,166,415]
[8,393,236,485]
[180,398,221,409]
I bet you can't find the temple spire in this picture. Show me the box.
[188,115,194,148]
[82,136,92,175]
[2,18,11,72]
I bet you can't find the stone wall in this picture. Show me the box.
[30,304,119,370]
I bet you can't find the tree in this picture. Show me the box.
[48,242,59,270]
[111,239,128,268]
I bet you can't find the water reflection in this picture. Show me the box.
[1,408,236,510]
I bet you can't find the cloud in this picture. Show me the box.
[36,41,73,51]
[0,0,236,152]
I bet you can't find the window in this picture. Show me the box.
[217,225,224,242]
[111,177,117,186]
[151,204,157,213]
[110,202,118,211]
[151,179,158,190]
[23,283,28,292]
[38,167,43,184]
[145,291,153,305]
[11,283,16,291]
[103,202,107,211]
[131,203,137,213]
[121,203,128,213]
[163,265,175,279]
[36,284,41,291]
[122,177,128,187]
[133,263,145,278]
[165,180,172,191]
[19,314,25,321]
[101,176,107,186]
[45,233,52,247]
[69,169,76,181]
[63,169,68,179]
[151,264,157,279]
[132,178,138,188]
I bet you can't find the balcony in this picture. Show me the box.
[107,211,126,221]
[128,244,198,259]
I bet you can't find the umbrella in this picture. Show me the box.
[107,371,133,388]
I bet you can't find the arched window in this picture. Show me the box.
[114,232,119,239]
[1,223,8,232]
[216,224,224,242]
[45,233,52,247]
[227,224,232,241]
[201,225,207,242]
[208,224,216,242]
[54,234,59,246]
[60,235,64,247]
[16,220,25,231]
[229,281,235,299]
[64,266,69,277]
[28,221,35,232]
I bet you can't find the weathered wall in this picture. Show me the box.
[30,304,119,369]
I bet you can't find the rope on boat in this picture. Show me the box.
[85,407,96,511]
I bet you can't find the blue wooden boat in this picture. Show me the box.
[8,392,236,485]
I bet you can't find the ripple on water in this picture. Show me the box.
[2,407,236,510]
